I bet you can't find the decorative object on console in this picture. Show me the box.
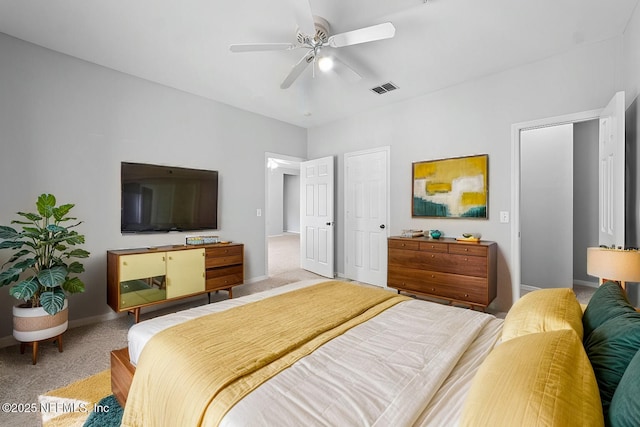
[429,229,442,239]
[400,229,423,238]
[586,247,640,291]
[412,154,488,219]
[457,233,481,242]
[0,194,90,364]
[186,235,219,245]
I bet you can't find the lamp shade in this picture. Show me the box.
[587,247,640,283]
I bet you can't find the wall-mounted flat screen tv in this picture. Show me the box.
[121,162,218,233]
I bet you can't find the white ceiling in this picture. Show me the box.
[0,0,637,128]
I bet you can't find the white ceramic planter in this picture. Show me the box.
[12,300,68,342]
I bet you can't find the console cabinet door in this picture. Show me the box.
[119,252,166,281]
[118,253,168,309]
[166,248,205,299]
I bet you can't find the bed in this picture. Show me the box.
[114,279,629,426]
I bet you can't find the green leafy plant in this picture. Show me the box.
[0,194,90,315]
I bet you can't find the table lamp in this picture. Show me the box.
[586,247,640,291]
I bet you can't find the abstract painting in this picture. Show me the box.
[412,154,488,218]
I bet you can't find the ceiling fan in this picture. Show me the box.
[229,12,395,89]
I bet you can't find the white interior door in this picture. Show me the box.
[300,156,335,278]
[345,148,389,287]
[598,91,625,248]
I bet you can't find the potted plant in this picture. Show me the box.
[0,194,90,347]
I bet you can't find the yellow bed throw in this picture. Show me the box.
[121,281,409,427]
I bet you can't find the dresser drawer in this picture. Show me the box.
[206,265,243,290]
[448,244,487,257]
[388,239,420,251]
[418,241,448,253]
[390,250,488,277]
[205,245,243,268]
[388,267,487,305]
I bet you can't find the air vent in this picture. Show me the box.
[370,82,399,95]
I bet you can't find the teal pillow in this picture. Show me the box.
[584,312,640,416]
[609,349,640,427]
[583,281,636,340]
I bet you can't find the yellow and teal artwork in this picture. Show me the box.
[412,154,488,218]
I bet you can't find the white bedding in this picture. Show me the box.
[127,280,503,426]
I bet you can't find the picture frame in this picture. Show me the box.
[412,154,488,219]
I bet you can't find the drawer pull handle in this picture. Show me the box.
[464,294,469,297]
[431,254,435,258]
[401,243,406,247]
[431,274,435,278]
[123,262,127,266]
[431,288,436,291]
[464,248,469,252]
[464,258,468,261]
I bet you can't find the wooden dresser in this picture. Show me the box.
[387,237,497,310]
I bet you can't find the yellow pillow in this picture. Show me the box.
[460,329,603,427]
[501,288,584,342]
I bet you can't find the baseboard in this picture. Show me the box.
[0,335,18,348]
[245,275,268,284]
[521,284,540,293]
[574,279,599,288]
[68,311,121,329]
[522,280,599,293]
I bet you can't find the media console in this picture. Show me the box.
[107,243,244,322]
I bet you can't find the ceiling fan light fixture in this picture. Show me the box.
[317,56,334,72]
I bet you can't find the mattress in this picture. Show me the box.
[126,279,503,426]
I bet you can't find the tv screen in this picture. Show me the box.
[121,162,218,233]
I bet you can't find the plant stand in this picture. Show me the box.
[19,334,64,365]
[13,301,69,365]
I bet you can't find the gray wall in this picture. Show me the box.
[308,36,622,311]
[520,124,573,289]
[573,119,600,284]
[266,164,300,236]
[284,174,300,233]
[0,33,307,340]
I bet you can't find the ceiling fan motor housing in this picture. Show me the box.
[297,16,330,45]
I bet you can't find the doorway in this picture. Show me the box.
[519,121,599,293]
[511,110,602,303]
[265,153,303,277]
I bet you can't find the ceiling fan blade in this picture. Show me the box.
[229,43,297,53]
[281,52,313,89]
[290,0,315,36]
[327,22,396,48]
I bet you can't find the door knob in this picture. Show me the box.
[380,224,385,229]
